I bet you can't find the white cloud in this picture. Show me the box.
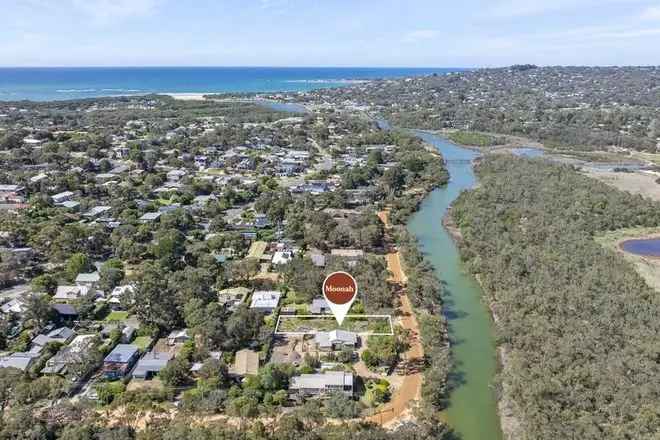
[489,0,649,18]
[259,0,290,10]
[641,6,660,20]
[403,29,439,43]
[488,0,568,18]
[70,0,157,21]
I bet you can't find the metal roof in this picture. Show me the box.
[104,344,138,364]
[290,371,353,390]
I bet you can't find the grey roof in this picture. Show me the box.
[52,303,78,316]
[1,298,26,314]
[310,298,330,314]
[139,212,162,221]
[41,363,66,375]
[60,201,80,209]
[48,326,75,340]
[250,291,281,310]
[314,330,357,348]
[31,327,75,349]
[104,344,138,364]
[75,272,100,283]
[0,352,38,371]
[290,371,353,390]
[54,285,88,300]
[133,351,173,377]
[83,206,111,217]
[310,253,326,267]
[52,191,74,202]
[167,329,189,340]
[31,334,53,347]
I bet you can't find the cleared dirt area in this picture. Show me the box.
[583,170,660,202]
[367,285,423,427]
[366,212,423,427]
[385,251,408,285]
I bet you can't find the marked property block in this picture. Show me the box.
[275,314,394,336]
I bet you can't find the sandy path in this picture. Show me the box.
[377,210,390,227]
[367,212,423,427]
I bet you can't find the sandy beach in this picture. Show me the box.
[163,93,211,100]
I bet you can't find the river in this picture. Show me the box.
[407,131,504,440]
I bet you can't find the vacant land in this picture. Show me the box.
[276,315,393,334]
[584,170,660,202]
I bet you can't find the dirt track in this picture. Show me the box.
[367,211,423,427]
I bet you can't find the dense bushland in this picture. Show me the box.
[451,155,660,439]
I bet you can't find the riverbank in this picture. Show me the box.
[445,154,660,439]
[366,210,423,427]
[445,193,521,440]
[407,130,503,440]
[441,208,462,242]
[433,128,544,151]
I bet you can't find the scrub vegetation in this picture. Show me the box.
[451,155,660,440]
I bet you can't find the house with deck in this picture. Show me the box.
[314,330,358,351]
[102,344,139,380]
[289,371,354,396]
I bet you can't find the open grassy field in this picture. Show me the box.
[247,241,268,259]
[105,311,129,322]
[133,336,153,351]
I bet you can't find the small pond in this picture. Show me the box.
[620,238,660,257]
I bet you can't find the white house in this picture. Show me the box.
[75,272,100,287]
[167,329,190,346]
[289,371,354,396]
[314,330,358,351]
[54,285,89,301]
[250,291,281,313]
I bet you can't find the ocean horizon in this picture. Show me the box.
[0,66,465,102]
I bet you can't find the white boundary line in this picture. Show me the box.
[274,314,394,336]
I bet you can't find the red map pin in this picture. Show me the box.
[323,271,358,325]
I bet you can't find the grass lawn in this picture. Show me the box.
[105,311,129,322]
[133,336,153,351]
[277,315,393,335]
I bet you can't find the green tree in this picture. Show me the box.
[66,253,92,280]
[23,294,53,329]
[323,392,360,419]
[31,274,57,294]
[159,357,191,388]
[128,262,181,330]
[99,259,125,292]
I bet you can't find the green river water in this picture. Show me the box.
[408,131,504,440]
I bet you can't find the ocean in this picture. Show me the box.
[0,67,463,102]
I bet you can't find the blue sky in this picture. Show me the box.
[2,0,660,67]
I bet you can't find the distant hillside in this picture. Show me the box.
[300,66,660,152]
